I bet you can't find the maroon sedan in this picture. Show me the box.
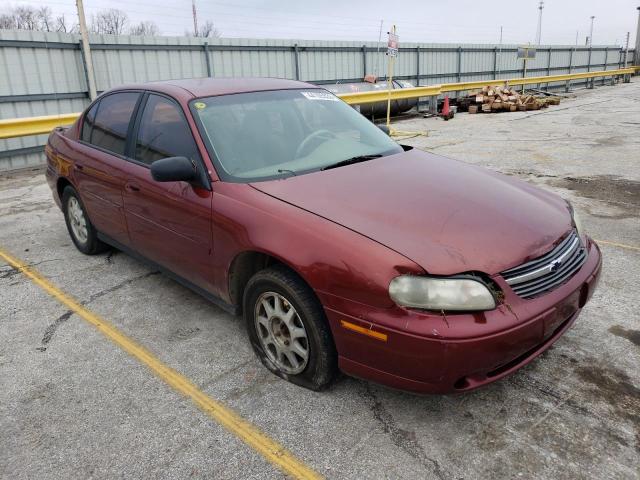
[45,78,601,393]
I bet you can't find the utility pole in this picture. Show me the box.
[624,31,630,68]
[192,0,198,36]
[588,16,595,46]
[497,26,503,76]
[375,19,383,78]
[535,1,544,45]
[635,7,640,66]
[575,30,579,45]
[76,0,97,100]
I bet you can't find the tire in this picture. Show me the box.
[244,265,338,391]
[62,185,109,255]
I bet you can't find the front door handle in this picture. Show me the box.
[125,182,141,192]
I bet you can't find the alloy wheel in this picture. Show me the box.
[254,291,309,375]
[67,196,88,244]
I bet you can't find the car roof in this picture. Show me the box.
[111,77,318,100]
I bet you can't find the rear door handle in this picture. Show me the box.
[125,182,141,192]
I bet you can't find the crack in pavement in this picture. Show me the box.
[38,270,160,349]
[1,259,61,280]
[360,383,446,480]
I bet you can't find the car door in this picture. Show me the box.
[121,93,214,292]
[75,91,142,247]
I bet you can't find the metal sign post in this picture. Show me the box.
[518,46,536,94]
[386,25,398,127]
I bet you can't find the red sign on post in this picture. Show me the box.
[387,32,399,57]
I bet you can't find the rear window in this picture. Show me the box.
[81,102,98,143]
[83,92,140,156]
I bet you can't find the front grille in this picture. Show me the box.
[501,230,586,299]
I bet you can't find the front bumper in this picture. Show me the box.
[321,238,602,394]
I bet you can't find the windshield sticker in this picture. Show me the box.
[301,91,340,102]
[193,101,207,110]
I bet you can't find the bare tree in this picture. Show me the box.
[0,5,75,32]
[13,6,39,30]
[0,14,16,30]
[187,20,220,38]
[55,14,78,33]
[129,21,160,36]
[90,9,128,35]
[37,6,53,32]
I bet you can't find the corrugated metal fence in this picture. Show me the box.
[0,30,635,171]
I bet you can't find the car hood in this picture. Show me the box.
[250,148,572,275]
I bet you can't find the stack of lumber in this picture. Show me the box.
[457,84,561,114]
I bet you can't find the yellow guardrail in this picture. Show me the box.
[0,66,637,140]
[0,113,80,140]
[338,66,638,105]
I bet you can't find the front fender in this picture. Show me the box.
[210,182,424,308]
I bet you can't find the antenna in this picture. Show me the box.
[535,1,544,45]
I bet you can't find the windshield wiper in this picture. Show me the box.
[321,154,383,171]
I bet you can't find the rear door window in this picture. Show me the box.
[81,102,99,143]
[134,94,201,166]
[88,92,140,156]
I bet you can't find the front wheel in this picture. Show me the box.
[244,265,338,391]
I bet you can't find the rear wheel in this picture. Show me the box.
[62,186,108,255]
[244,265,338,390]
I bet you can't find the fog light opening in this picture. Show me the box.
[454,377,470,390]
[579,284,589,308]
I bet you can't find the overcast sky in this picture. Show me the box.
[6,0,639,46]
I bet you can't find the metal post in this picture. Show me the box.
[566,47,573,92]
[415,45,420,112]
[602,47,607,85]
[624,31,631,83]
[635,7,640,66]
[618,47,623,70]
[545,48,551,90]
[493,47,498,79]
[497,26,503,77]
[362,45,367,77]
[587,46,593,88]
[535,1,544,45]
[456,46,462,83]
[293,43,300,80]
[416,45,420,85]
[76,0,97,100]
[203,42,212,77]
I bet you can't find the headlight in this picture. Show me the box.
[389,276,497,311]
[572,209,583,237]
[567,201,584,237]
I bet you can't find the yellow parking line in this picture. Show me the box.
[595,239,640,252]
[0,247,322,480]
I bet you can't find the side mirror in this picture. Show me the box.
[376,124,390,136]
[150,156,196,183]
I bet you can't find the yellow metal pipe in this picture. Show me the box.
[338,66,638,104]
[0,113,80,140]
[0,66,637,140]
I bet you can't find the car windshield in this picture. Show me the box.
[190,88,403,182]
